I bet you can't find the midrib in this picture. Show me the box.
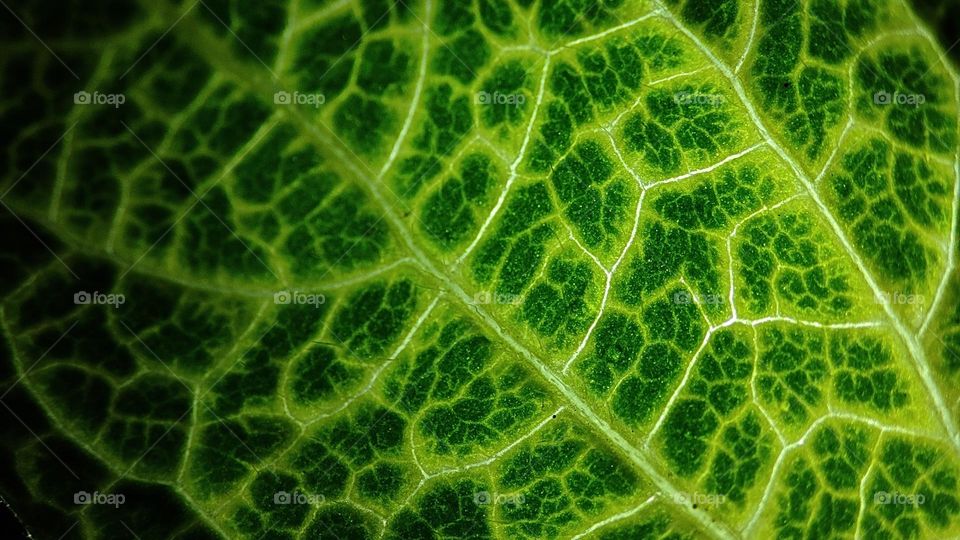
[175,7,743,540]
[158,7,744,539]
[654,2,960,451]
[52,3,956,538]
[7,2,955,537]
[296,58,742,540]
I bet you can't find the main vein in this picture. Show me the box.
[287,7,742,539]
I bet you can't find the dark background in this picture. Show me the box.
[912,0,960,65]
[0,1,956,539]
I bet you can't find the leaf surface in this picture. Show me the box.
[1,0,959,538]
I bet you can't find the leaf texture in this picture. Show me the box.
[0,0,959,538]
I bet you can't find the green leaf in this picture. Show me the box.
[1,0,959,538]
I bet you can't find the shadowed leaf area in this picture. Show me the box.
[0,0,959,538]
